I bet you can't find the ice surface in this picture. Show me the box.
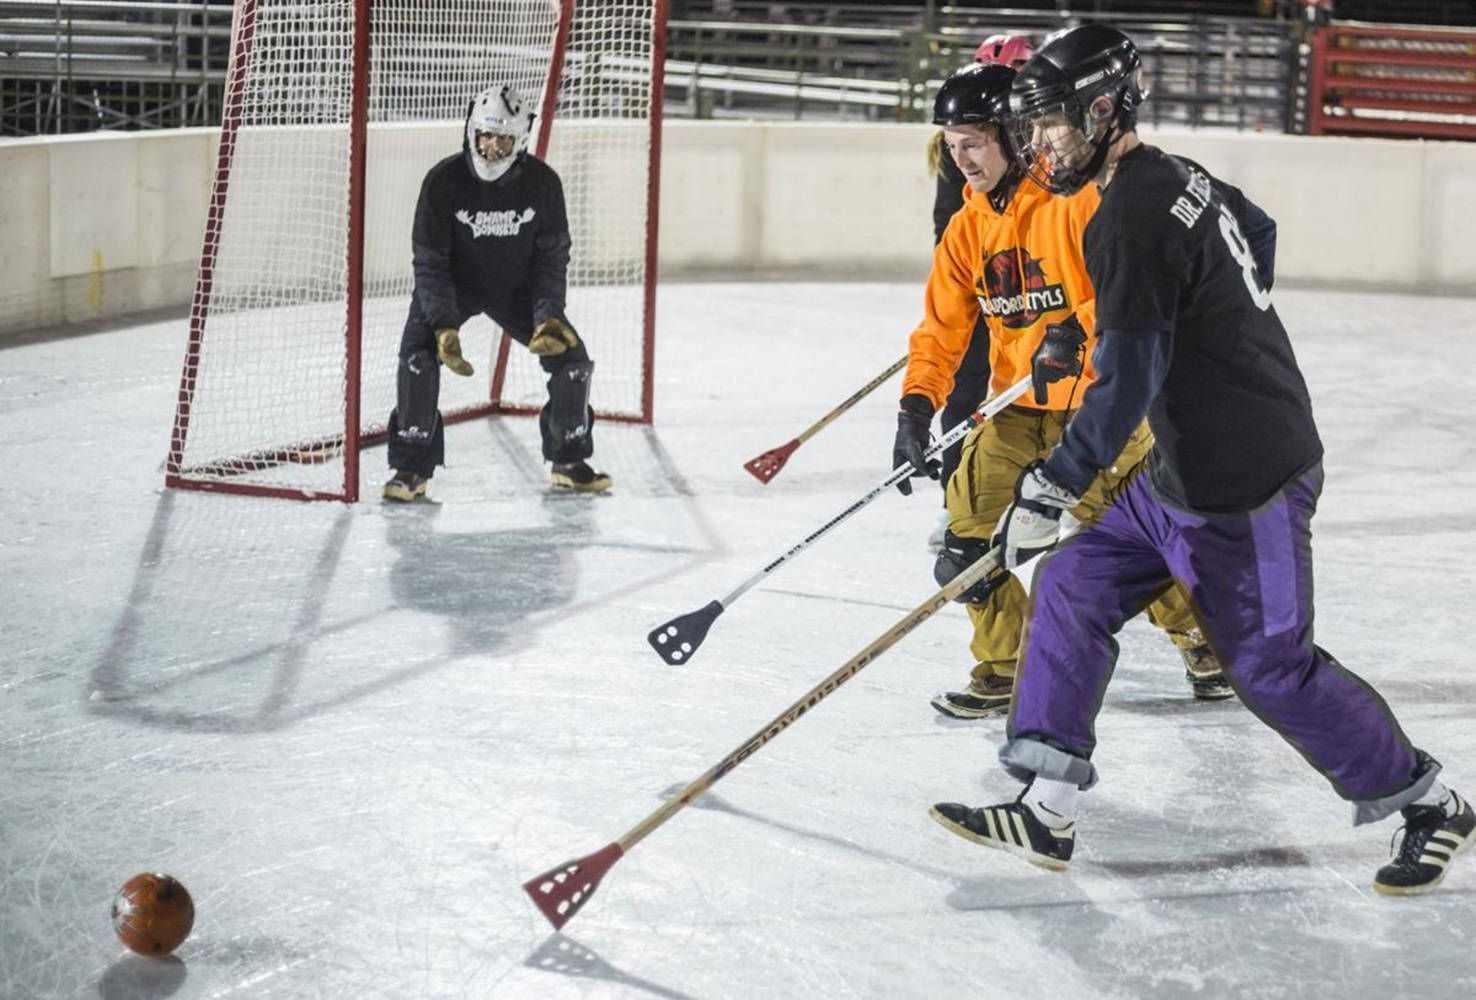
[2,283,1474,998]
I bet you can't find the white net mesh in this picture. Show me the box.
[170,0,658,499]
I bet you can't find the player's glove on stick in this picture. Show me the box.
[1031,313,1088,404]
[993,460,1080,568]
[528,317,581,356]
[892,393,941,496]
[436,327,474,377]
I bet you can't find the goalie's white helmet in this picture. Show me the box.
[464,84,535,182]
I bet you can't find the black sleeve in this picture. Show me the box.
[1042,327,1172,496]
[1211,176,1276,289]
[410,168,460,330]
[529,166,572,326]
[933,153,966,246]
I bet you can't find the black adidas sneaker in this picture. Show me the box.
[1373,790,1474,895]
[929,796,1074,871]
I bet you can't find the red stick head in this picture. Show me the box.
[743,439,800,483]
[522,842,624,929]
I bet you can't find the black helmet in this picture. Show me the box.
[933,62,1017,130]
[1007,23,1146,194]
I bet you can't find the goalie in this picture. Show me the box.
[383,83,612,501]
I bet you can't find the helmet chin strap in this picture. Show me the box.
[1052,90,1132,194]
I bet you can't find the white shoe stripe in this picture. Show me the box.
[1011,811,1030,851]
[994,809,1019,848]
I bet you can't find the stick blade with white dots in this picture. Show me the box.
[647,600,723,664]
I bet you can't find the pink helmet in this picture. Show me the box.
[974,33,1035,69]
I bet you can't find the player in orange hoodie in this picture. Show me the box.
[924,34,1037,553]
[893,62,1231,719]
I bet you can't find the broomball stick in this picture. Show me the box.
[523,545,1004,929]
[743,354,907,483]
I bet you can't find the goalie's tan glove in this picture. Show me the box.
[528,316,581,357]
[435,327,474,377]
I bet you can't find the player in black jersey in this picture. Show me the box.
[383,84,611,501]
[928,24,1471,895]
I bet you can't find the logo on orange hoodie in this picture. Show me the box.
[976,247,1067,329]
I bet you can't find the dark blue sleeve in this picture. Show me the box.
[1041,327,1172,496]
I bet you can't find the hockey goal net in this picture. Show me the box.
[167,0,664,501]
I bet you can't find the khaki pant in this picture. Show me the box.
[944,405,1200,685]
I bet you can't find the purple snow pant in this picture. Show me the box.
[1000,463,1439,825]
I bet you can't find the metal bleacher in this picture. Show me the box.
[0,0,231,134]
[2,0,1471,138]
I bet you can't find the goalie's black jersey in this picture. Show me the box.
[406,151,571,337]
[1085,144,1322,512]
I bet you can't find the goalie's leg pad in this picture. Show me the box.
[387,350,444,476]
[540,358,596,463]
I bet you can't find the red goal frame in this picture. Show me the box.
[167,0,664,502]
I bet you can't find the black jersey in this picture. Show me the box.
[407,151,571,337]
[1083,144,1322,512]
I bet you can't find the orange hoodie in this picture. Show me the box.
[903,178,1100,413]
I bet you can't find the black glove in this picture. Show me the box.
[934,530,1012,604]
[892,393,940,496]
[1031,313,1087,404]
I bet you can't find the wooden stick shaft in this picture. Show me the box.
[618,546,1002,853]
[795,354,907,445]
[718,374,1030,608]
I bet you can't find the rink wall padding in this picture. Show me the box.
[3,121,1476,338]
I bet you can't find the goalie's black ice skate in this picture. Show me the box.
[930,795,1074,871]
[382,469,428,502]
[1373,790,1474,895]
[551,461,612,493]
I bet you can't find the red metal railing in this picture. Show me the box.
[1308,20,1476,140]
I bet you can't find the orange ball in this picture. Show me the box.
[111,873,195,956]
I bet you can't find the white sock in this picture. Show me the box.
[1026,777,1079,830]
[1413,780,1453,815]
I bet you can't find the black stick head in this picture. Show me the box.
[646,600,724,664]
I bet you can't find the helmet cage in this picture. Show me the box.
[464,84,534,181]
[1007,24,1146,195]
[1009,75,1140,195]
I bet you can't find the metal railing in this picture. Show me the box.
[664,13,1295,129]
[0,0,231,134]
[0,0,1296,135]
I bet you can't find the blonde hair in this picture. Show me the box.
[927,129,946,177]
